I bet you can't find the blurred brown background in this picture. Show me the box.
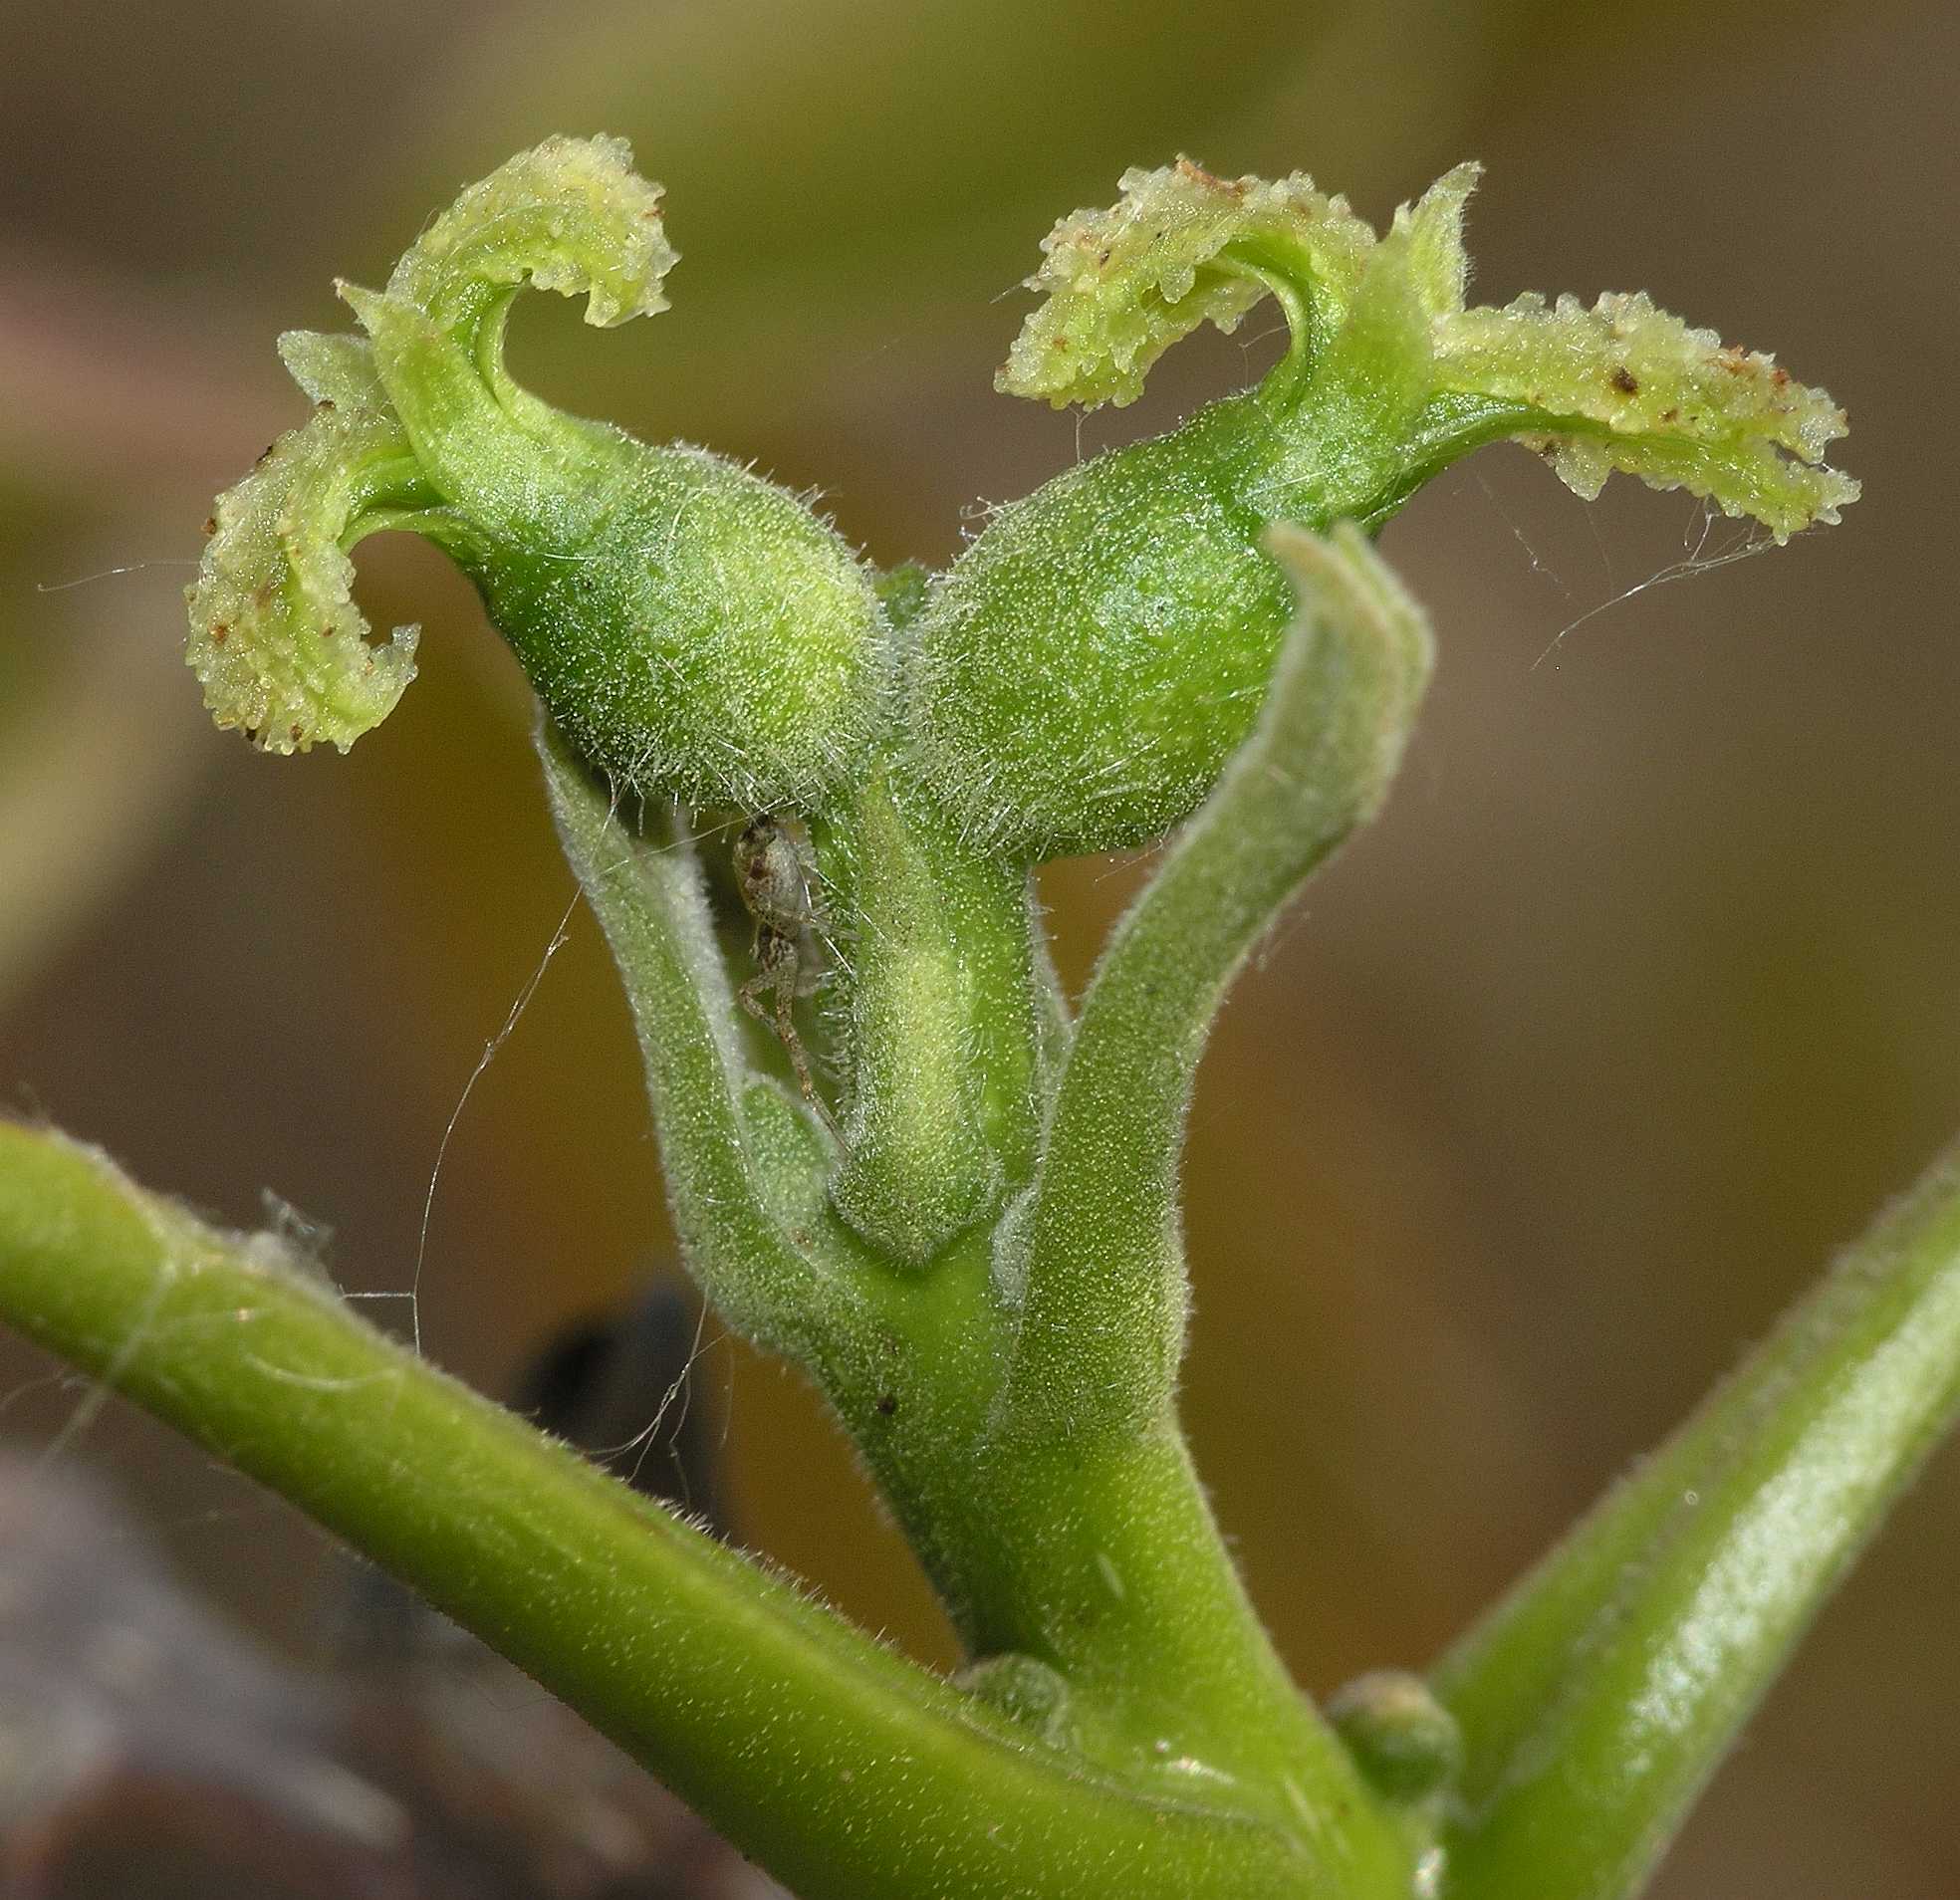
[2,1,1955,1893]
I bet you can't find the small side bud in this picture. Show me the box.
[872,561,934,636]
[1327,1671,1463,1805]
[955,1652,1076,1748]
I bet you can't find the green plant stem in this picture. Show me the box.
[955,1422,1409,1849]
[0,1118,1382,1900]
[1435,1139,1960,1900]
[535,561,1415,1876]
[840,523,1437,1870]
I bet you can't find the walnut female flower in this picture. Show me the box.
[188,135,884,814]
[904,160,1856,859]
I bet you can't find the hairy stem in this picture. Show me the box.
[853,524,1440,1860]
[1436,1138,1960,1900]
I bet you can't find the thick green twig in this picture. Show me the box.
[0,1118,1353,1900]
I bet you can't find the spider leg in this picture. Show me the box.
[740,933,841,1143]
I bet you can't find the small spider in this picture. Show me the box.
[732,817,840,1140]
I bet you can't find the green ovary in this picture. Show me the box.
[908,406,1295,859]
[467,441,882,812]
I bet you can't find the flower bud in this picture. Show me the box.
[1327,1670,1463,1805]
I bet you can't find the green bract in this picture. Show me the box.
[186,135,883,812]
[907,161,1858,859]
